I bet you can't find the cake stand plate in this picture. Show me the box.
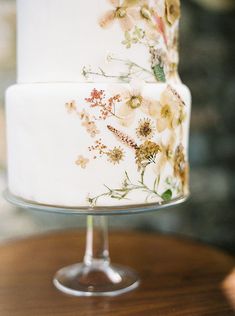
[4,189,188,215]
[4,189,189,297]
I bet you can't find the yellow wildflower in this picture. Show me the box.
[165,0,181,25]
[75,155,89,169]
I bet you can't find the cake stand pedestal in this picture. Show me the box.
[4,190,188,297]
[54,215,139,296]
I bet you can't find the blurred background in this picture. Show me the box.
[0,0,235,253]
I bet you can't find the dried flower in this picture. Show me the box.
[167,84,185,107]
[78,109,100,137]
[82,120,100,138]
[75,155,89,169]
[135,140,161,170]
[107,125,138,149]
[149,47,166,68]
[128,95,143,109]
[88,139,107,156]
[78,109,90,121]
[165,0,181,25]
[154,13,168,46]
[107,147,125,164]
[65,100,77,113]
[136,118,155,140]
[149,85,185,132]
[106,53,114,62]
[117,80,156,127]
[99,0,139,32]
[85,88,121,120]
[154,133,176,175]
[174,144,189,192]
[140,3,154,21]
[122,25,153,49]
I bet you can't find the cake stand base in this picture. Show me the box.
[53,263,139,297]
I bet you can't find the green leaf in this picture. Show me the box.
[122,31,132,48]
[153,175,160,191]
[152,64,166,82]
[161,189,172,201]
[124,171,131,182]
[133,26,145,40]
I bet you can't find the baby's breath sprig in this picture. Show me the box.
[82,56,154,82]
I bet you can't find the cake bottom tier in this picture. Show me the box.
[6,82,191,207]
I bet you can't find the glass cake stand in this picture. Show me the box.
[4,189,188,297]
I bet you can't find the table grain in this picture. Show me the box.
[0,231,234,316]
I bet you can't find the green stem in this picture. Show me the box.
[84,70,129,80]
[89,170,162,206]
[111,57,153,76]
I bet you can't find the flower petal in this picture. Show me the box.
[141,97,153,115]
[148,101,161,118]
[171,113,180,128]
[154,14,167,46]
[119,15,134,32]
[168,132,176,149]
[108,0,120,7]
[99,10,115,28]
[120,115,135,127]
[114,87,131,102]
[153,0,165,17]
[126,7,141,20]
[156,118,168,132]
[118,103,135,127]
[160,86,172,105]
[165,0,181,25]
[108,85,129,100]
[118,102,133,117]
[129,78,144,96]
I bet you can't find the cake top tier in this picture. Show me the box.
[17,0,181,84]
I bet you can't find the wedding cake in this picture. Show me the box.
[6,0,191,207]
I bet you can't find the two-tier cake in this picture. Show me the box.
[6,0,191,207]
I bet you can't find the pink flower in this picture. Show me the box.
[99,0,140,32]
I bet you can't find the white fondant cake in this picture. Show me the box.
[6,0,191,207]
[17,0,180,83]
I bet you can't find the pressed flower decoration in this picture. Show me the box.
[75,155,90,169]
[135,140,161,170]
[173,144,189,193]
[136,118,155,140]
[149,85,186,132]
[115,80,156,126]
[65,100,77,113]
[165,0,181,25]
[82,0,181,83]
[65,0,187,206]
[99,0,140,31]
[107,147,125,164]
[65,82,189,206]
[153,133,176,175]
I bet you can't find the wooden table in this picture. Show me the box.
[0,231,234,316]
